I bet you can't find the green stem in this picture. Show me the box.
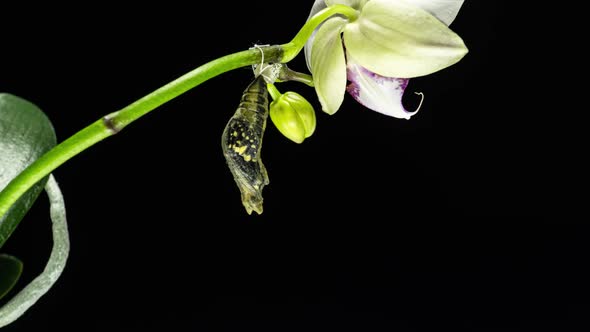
[281,4,359,62]
[104,45,283,132]
[267,83,282,101]
[0,4,357,223]
[0,45,283,220]
[278,66,315,87]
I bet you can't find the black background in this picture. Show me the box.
[0,1,584,331]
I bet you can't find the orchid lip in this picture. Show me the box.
[346,59,423,119]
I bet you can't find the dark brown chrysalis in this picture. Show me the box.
[221,75,269,215]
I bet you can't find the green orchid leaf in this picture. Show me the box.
[0,175,69,327]
[343,0,468,78]
[0,254,23,301]
[0,93,57,249]
[311,16,348,115]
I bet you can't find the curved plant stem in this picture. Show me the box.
[0,45,281,220]
[0,4,357,223]
[281,4,358,62]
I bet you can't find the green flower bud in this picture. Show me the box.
[268,85,316,144]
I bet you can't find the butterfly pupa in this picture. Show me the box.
[221,75,270,215]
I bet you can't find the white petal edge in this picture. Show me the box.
[304,0,328,72]
[343,0,468,78]
[311,17,348,115]
[304,0,368,72]
[401,0,465,26]
[308,0,328,20]
[346,54,418,119]
[325,0,368,9]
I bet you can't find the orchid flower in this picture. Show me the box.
[304,0,467,118]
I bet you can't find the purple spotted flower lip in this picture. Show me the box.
[304,0,467,118]
[346,53,417,119]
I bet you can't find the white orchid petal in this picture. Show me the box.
[346,55,417,119]
[308,0,328,19]
[401,0,465,26]
[325,0,368,9]
[304,0,368,72]
[343,0,468,78]
[311,17,348,115]
[304,0,328,72]
[304,31,316,73]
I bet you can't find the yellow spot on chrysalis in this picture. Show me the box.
[232,131,238,137]
[244,154,252,162]
[233,145,247,155]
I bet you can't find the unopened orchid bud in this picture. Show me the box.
[267,84,316,144]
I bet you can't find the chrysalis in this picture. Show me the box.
[221,75,270,215]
